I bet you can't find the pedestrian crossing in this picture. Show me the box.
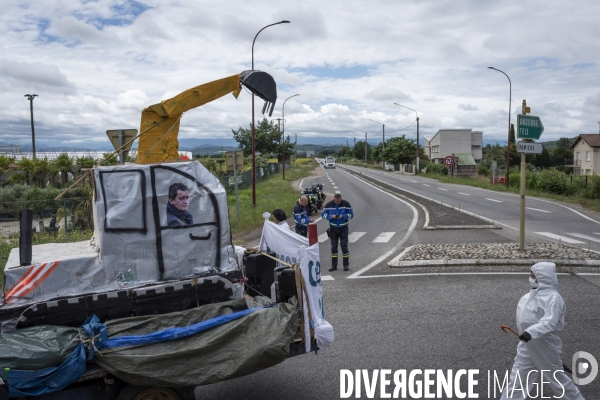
[535,231,600,245]
[317,231,396,243]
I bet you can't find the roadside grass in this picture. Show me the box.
[427,173,600,214]
[228,162,317,236]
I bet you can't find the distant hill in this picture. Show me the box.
[539,137,578,149]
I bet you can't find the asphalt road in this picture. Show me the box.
[198,165,600,399]
[341,165,600,253]
[196,273,600,399]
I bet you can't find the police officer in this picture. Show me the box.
[293,195,313,237]
[322,193,354,271]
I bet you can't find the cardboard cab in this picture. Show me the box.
[1,161,243,329]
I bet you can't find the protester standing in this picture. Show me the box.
[321,193,354,271]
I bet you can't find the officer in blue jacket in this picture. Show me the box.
[293,195,313,237]
[322,193,354,271]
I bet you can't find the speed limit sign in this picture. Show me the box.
[444,156,455,166]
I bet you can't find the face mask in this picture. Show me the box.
[529,277,539,289]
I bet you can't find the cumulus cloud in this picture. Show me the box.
[0,59,76,94]
[458,103,478,111]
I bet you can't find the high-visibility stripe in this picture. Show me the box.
[5,263,47,300]
[5,261,60,302]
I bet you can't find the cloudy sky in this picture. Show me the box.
[2,0,600,150]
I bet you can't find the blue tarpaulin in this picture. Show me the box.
[6,306,266,397]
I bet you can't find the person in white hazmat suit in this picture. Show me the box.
[501,262,584,399]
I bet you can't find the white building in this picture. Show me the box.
[569,134,600,176]
[423,129,483,164]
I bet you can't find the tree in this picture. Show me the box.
[54,153,74,185]
[337,146,353,158]
[381,136,416,165]
[353,141,372,162]
[232,118,293,157]
[510,123,516,144]
[371,143,384,163]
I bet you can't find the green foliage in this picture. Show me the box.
[231,118,294,157]
[381,136,415,165]
[353,141,372,161]
[477,164,490,177]
[426,163,448,175]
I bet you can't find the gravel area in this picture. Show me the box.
[399,242,600,261]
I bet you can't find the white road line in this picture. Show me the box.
[595,233,600,236]
[354,272,574,279]
[438,188,448,191]
[318,232,329,242]
[348,232,366,243]
[535,232,585,244]
[335,190,340,194]
[333,186,338,189]
[321,275,335,281]
[372,232,396,243]
[336,170,419,279]
[485,198,502,203]
[298,179,305,189]
[457,192,471,196]
[410,181,417,183]
[526,207,551,213]
[567,233,600,243]
[423,184,430,186]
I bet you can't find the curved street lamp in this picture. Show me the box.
[24,94,38,160]
[251,20,290,206]
[282,94,299,179]
[393,103,419,174]
[488,66,512,188]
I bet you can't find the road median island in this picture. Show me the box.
[338,165,499,229]
[388,242,600,268]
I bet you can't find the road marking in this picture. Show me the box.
[321,275,335,281]
[526,207,551,213]
[423,184,430,186]
[595,233,600,236]
[485,198,502,203]
[337,170,419,279]
[438,188,448,191]
[567,233,600,243]
[535,232,585,244]
[348,232,366,243]
[355,272,573,279]
[335,190,340,194]
[318,232,329,242]
[372,232,396,243]
[333,186,338,189]
[457,192,471,196]
[410,180,417,183]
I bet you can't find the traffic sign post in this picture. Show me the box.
[106,129,138,164]
[517,115,544,140]
[443,156,455,166]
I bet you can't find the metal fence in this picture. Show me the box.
[0,197,93,239]
[218,164,280,195]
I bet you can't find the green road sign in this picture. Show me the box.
[517,114,544,140]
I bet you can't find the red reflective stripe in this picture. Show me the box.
[17,261,60,298]
[5,263,46,300]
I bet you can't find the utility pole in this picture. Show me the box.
[275,118,282,132]
[24,94,38,159]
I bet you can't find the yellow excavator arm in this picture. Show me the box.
[137,71,276,164]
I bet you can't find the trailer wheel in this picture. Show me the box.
[116,385,196,400]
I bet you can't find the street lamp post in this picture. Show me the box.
[24,94,38,160]
[488,67,512,188]
[282,94,299,179]
[394,103,419,174]
[355,129,368,163]
[251,20,290,206]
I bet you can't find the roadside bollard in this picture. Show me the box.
[308,224,318,246]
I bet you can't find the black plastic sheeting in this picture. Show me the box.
[95,297,300,387]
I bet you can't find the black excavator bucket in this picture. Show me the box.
[240,70,277,116]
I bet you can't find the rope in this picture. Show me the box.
[75,327,104,356]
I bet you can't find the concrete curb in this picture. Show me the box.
[388,258,600,267]
[424,225,501,230]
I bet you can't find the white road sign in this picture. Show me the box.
[517,141,543,154]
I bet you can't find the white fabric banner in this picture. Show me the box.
[259,220,334,352]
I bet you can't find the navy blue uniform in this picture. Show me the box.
[293,200,311,237]
[322,199,354,270]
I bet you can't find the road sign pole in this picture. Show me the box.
[233,154,241,224]
[519,152,526,251]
